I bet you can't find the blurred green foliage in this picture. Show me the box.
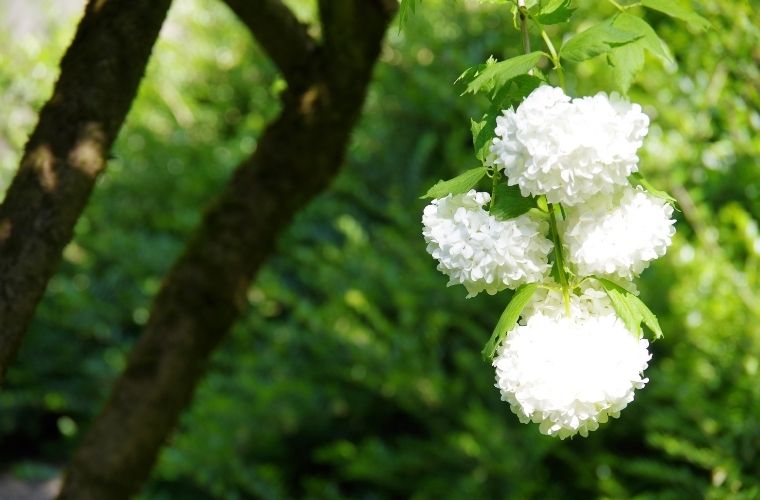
[1,0,759,498]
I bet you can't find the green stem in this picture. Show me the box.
[527,10,566,89]
[518,5,531,54]
[547,200,571,315]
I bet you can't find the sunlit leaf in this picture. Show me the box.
[459,52,545,95]
[420,167,488,199]
[608,14,674,93]
[629,172,679,207]
[560,19,641,63]
[482,283,538,360]
[598,278,643,336]
[536,0,576,25]
[641,0,711,31]
[628,293,664,339]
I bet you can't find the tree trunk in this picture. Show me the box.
[0,0,172,384]
[57,1,396,499]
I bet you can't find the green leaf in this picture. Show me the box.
[629,172,679,206]
[482,283,538,360]
[597,277,664,339]
[560,19,642,63]
[608,43,645,94]
[491,74,544,108]
[398,0,421,29]
[468,75,542,162]
[460,52,544,95]
[613,14,674,64]
[627,293,664,339]
[597,278,643,336]
[420,167,488,199]
[537,0,576,25]
[471,114,496,164]
[490,183,537,220]
[608,14,674,93]
[641,0,711,31]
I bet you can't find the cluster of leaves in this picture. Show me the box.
[2,0,760,498]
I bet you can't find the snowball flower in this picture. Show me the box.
[493,287,651,439]
[422,190,553,297]
[490,85,650,206]
[563,185,676,279]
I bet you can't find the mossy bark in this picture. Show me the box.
[0,0,172,384]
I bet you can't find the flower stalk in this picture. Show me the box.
[515,5,570,313]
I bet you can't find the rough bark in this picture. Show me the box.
[0,0,172,384]
[57,1,397,499]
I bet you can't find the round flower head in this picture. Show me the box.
[490,85,650,206]
[493,286,651,439]
[563,185,676,279]
[422,190,553,297]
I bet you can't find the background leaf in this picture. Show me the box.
[398,0,422,29]
[641,0,711,31]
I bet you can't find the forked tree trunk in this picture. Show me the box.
[57,1,396,499]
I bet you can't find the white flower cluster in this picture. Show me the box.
[563,186,677,278]
[421,84,675,439]
[494,287,651,439]
[422,190,553,297]
[490,86,649,206]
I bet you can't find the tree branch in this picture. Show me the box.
[0,0,173,385]
[221,0,317,85]
[58,1,396,498]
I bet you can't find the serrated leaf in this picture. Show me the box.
[613,14,674,64]
[461,52,544,95]
[560,19,642,63]
[490,183,537,220]
[641,0,710,31]
[491,74,544,108]
[599,279,643,336]
[608,14,675,93]
[608,43,645,93]
[629,172,679,206]
[471,114,496,163]
[627,293,664,339]
[537,0,576,25]
[482,283,538,360]
[420,167,488,199]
